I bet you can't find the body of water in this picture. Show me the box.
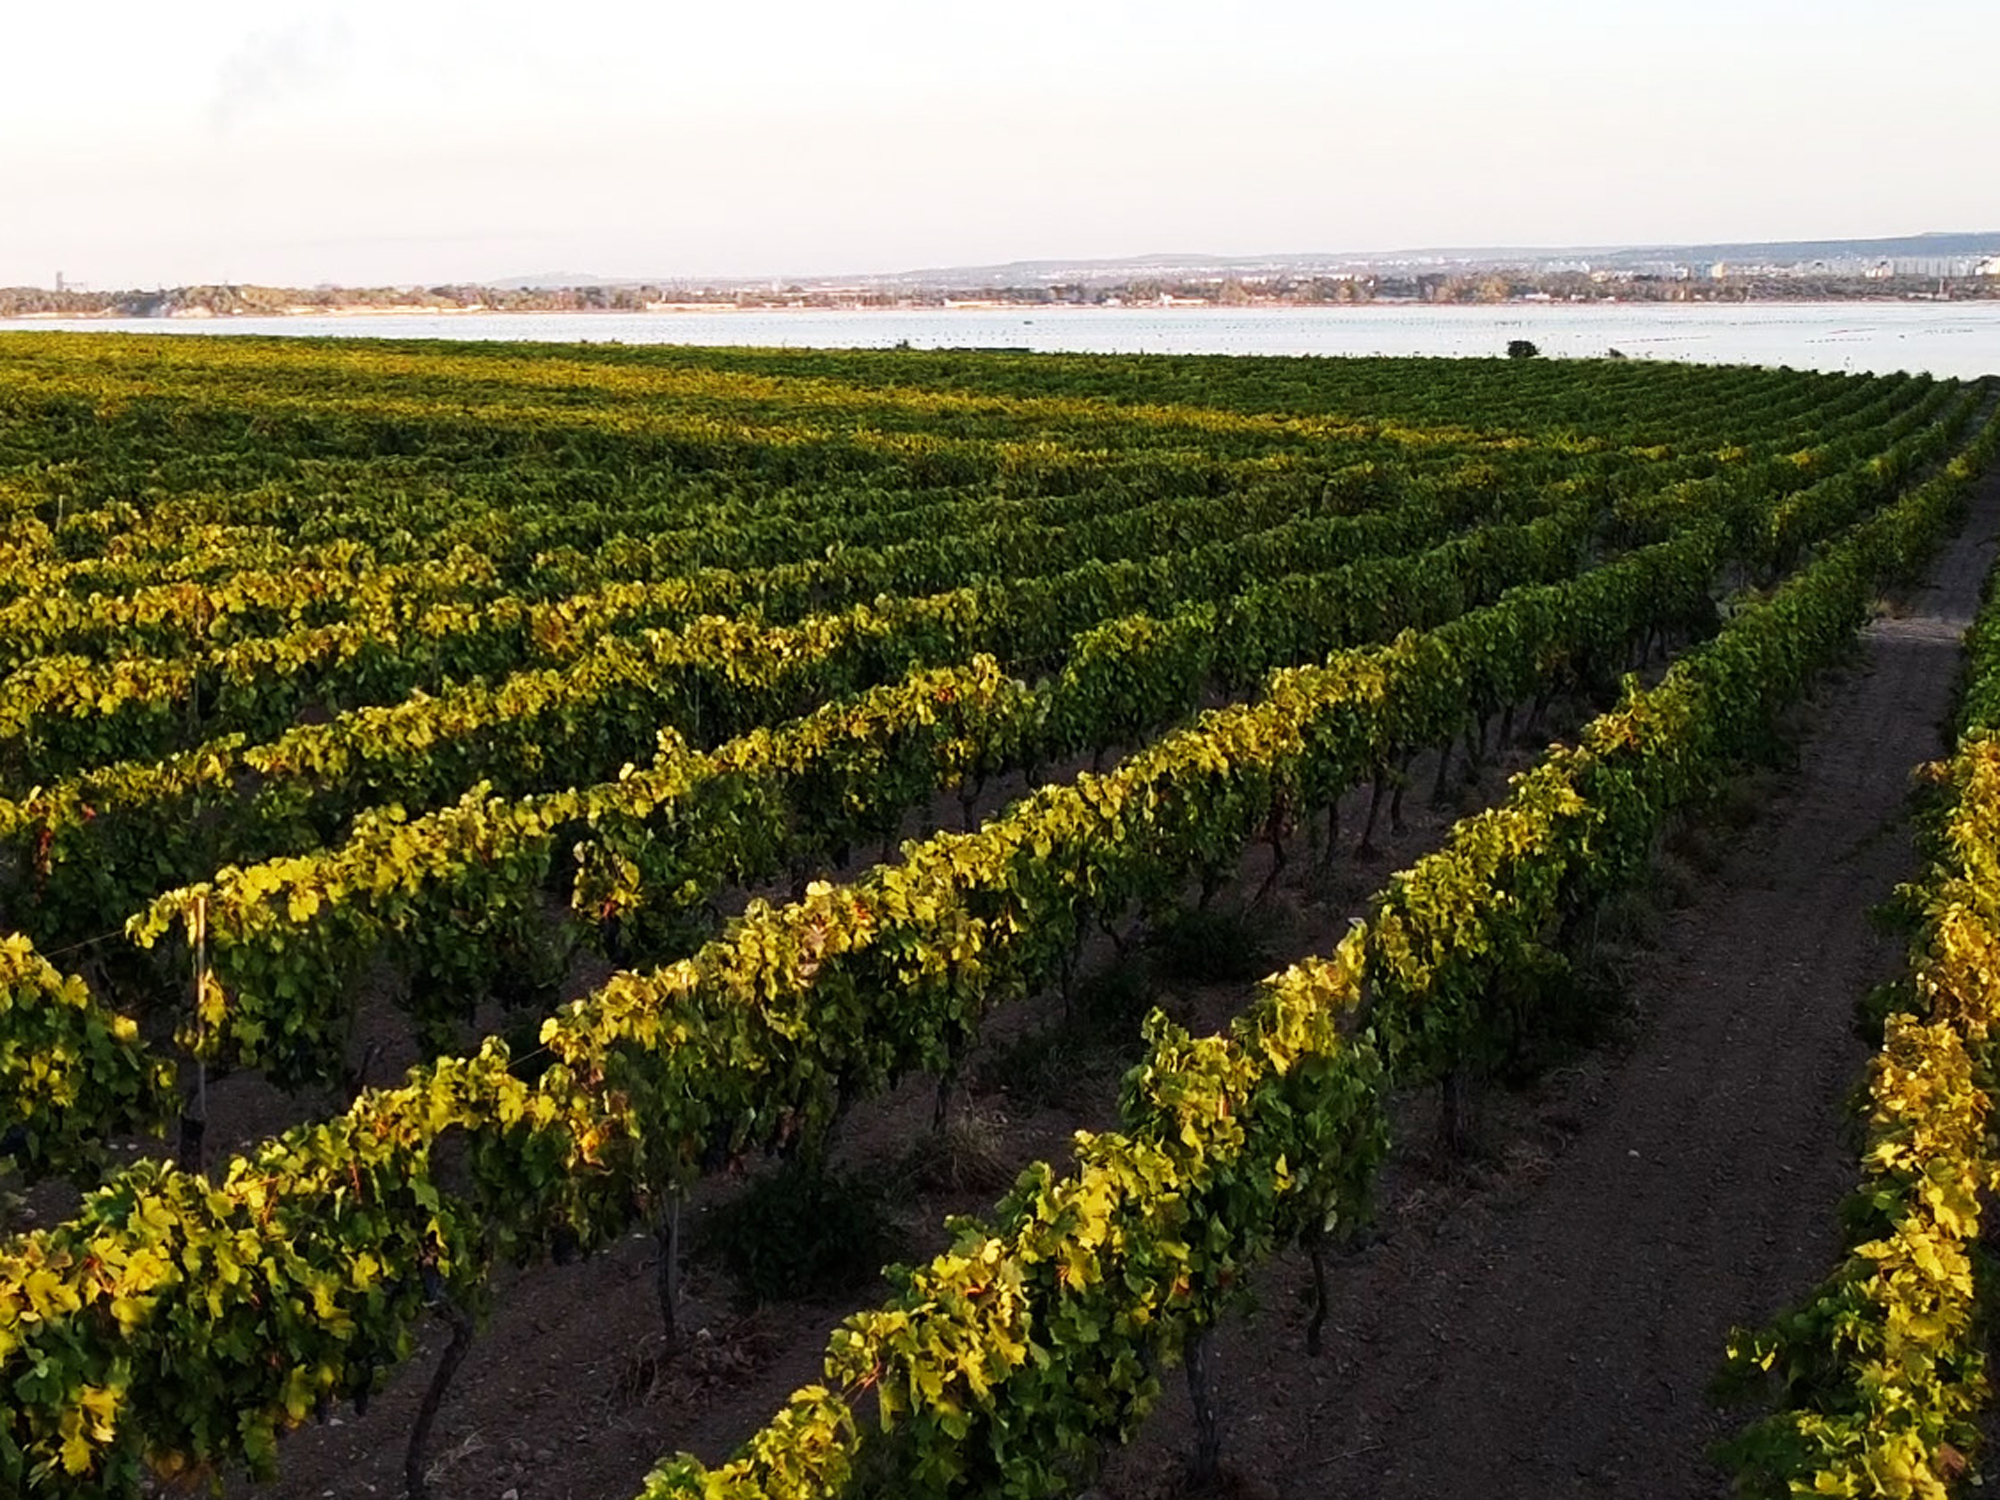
[7,301,2000,380]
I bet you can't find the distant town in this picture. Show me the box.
[7,233,1998,320]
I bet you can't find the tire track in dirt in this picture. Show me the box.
[1281,474,2000,1499]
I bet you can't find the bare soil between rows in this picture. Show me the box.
[205,689,1621,1500]
[1098,468,2000,1500]
[195,469,2000,1500]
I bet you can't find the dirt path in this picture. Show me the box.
[1196,474,2000,1499]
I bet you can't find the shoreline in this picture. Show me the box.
[7,296,2000,325]
[7,304,1994,380]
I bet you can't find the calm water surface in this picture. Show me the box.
[7,303,1999,380]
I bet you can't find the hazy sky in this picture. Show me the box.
[4,0,1995,289]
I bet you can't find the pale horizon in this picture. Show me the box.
[7,0,1997,290]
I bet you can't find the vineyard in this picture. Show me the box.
[2,330,1998,1500]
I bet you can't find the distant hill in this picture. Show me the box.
[867,233,2000,286]
[1581,231,2000,269]
[497,232,2000,292]
[484,271,628,290]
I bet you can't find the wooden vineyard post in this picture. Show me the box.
[179,892,209,1176]
[1185,1323,1222,1485]
[656,1188,685,1352]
